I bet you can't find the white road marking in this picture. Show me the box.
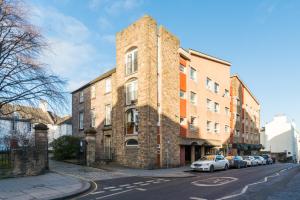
[192,177,238,187]
[91,191,105,195]
[190,197,207,200]
[103,186,116,190]
[110,188,123,192]
[125,186,136,189]
[146,180,154,183]
[96,189,133,199]
[119,184,131,187]
[133,182,144,184]
[135,188,147,191]
[152,181,160,184]
[139,183,150,186]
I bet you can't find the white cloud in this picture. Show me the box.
[100,34,115,44]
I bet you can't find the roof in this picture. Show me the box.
[56,116,72,125]
[71,68,116,94]
[231,74,260,105]
[188,49,231,66]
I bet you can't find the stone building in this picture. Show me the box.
[229,75,261,155]
[71,15,259,168]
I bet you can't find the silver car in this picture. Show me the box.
[243,156,258,166]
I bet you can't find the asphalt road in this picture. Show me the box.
[76,163,299,200]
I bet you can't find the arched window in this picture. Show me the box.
[125,108,139,135]
[126,139,138,147]
[125,79,138,105]
[125,48,138,75]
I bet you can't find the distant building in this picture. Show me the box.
[260,115,300,162]
[0,102,72,146]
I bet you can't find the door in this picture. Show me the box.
[104,135,112,160]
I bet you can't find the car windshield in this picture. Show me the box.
[199,156,215,161]
[243,156,250,160]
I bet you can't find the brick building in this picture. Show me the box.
[72,16,260,168]
[229,75,261,155]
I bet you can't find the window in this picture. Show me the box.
[190,67,197,81]
[207,121,212,132]
[225,125,230,133]
[235,130,240,136]
[180,117,186,125]
[225,107,230,116]
[105,104,112,125]
[126,139,138,147]
[207,99,213,111]
[79,91,84,103]
[125,79,138,105]
[206,78,213,91]
[214,102,220,113]
[190,92,197,105]
[236,98,240,106]
[214,123,220,133]
[125,108,139,134]
[179,65,185,73]
[91,109,96,128]
[224,89,229,97]
[79,112,84,130]
[125,48,138,75]
[180,90,186,99]
[91,85,96,99]
[105,78,111,93]
[236,113,240,121]
[214,82,220,94]
[190,116,197,129]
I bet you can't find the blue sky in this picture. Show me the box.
[28,0,300,127]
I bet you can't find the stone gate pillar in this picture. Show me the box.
[34,123,49,171]
[84,127,97,166]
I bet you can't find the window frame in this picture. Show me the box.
[79,112,84,130]
[105,77,112,94]
[105,104,112,126]
[90,109,96,128]
[125,79,138,105]
[79,91,84,103]
[190,67,197,81]
[214,82,220,94]
[125,48,138,76]
[180,90,186,99]
[125,139,139,147]
[190,91,197,105]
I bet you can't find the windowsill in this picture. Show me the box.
[125,133,138,136]
[104,91,111,95]
[125,71,138,77]
[79,128,84,131]
[79,101,84,104]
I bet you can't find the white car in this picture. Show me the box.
[191,155,229,172]
[243,156,258,166]
[254,156,267,165]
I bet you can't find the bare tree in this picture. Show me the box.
[0,0,67,115]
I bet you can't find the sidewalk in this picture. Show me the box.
[0,172,90,200]
[50,160,194,181]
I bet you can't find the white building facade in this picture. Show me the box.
[260,115,300,162]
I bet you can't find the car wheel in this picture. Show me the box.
[210,165,214,173]
[245,163,247,168]
[224,164,229,170]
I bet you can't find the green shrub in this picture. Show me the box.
[51,135,80,161]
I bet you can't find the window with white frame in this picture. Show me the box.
[236,98,241,106]
[225,125,230,133]
[214,82,220,94]
[236,113,240,121]
[125,108,139,134]
[190,116,197,129]
[91,109,96,128]
[224,89,229,97]
[190,67,197,81]
[125,79,138,105]
[79,91,84,103]
[179,65,185,73]
[91,85,96,99]
[180,90,186,99]
[207,121,212,132]
[214,102,220,113]
[180,117,186,126]
[214,123,220,133]
[79,112,84,130]
[105,78,111,93]
[105,104,112,125]
[206,78,213,91]
[126,139,138,147]
[225,107,230,116]
[125,48,138,75]
[207,99,213,111]
[190,92,197,105]
[235,129,240,136]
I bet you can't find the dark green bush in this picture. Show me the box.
[51,135,80,160]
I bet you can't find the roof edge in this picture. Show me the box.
[188,49,231,66]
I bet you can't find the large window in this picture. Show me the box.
[190,116,197,130]
[190,67,197,81]
[207,99,213,111]
[105,78,111,93]
[206,78,213,91]
[225,107,230,116]
[214,123,220,133]
[125,48,138,75]
[214,82,220,94]
[125,79,138,105]
[79,112,84,130]
[190,92,197,105]
[224,89,229,97]
[125,108,139,135]
[105,104,112,125]
[207,121,212,132]
[126,139,138,147]
[91,109,96,128]
[79,91,84,103]
[180,90,186,99]
[214,102,220,113]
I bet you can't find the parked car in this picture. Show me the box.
[226,156,248,169]
[191,155,229,172]
[261,154,273,165]
[243,156,259,166]
[254,156,267,165]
